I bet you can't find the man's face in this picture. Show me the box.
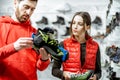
[15,0,37,23]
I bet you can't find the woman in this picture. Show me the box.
[52,12,101,80]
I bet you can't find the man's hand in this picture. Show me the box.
[39,48,51,61]
[14,37,33,51]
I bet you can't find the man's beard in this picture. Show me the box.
[16,8,29,23]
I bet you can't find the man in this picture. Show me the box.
[0,0,50,80]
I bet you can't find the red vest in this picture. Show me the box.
[62,37,98,73]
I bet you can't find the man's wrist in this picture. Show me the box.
[40,58,49,61]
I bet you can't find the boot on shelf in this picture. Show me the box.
[92,16,102,25]
[52,16,65,25]
[62,27,70,36]
[36,16,48,25]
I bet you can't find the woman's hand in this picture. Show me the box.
[63,71,71,80]
[89,74,97,80]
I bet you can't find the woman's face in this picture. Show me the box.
[72,15,86,36]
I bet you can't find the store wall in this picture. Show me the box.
[0,0,109,33]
